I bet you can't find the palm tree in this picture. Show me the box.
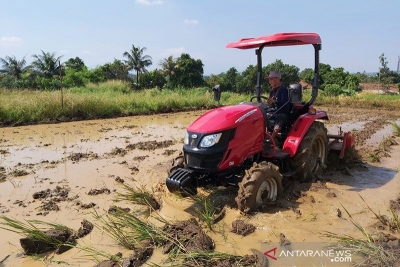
[0,55,30,79]
[158,55,178,83]
[31,50,63,78]
[123,45,152,85]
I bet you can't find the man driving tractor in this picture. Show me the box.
[265,70,290,144]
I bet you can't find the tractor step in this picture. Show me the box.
[274,149,290,159]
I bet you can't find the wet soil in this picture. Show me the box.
[0,107,400,266]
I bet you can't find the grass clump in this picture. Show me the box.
[389,121,400,137]
[115,183,160,211]
[93,208,171,250]
[366,135,398,163]
[0,216,72,243]
[189,194,219,230]
[76,245,122,265]
[0,216,75,254]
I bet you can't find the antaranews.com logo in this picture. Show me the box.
[262,242,353,266]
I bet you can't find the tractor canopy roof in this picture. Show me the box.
[226,32,321,49]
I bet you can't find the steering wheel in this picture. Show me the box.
[250,95,276,109]
[250,95,268,102]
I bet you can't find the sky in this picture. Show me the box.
[1,0,399,75]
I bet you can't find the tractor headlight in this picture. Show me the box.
[200,133,222,148]
[184,132,189,145]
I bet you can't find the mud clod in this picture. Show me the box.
[162,149,177,156]
[0,167,6,182]
[115,176,125,183]
[326,192,337,198]
[68,152,98,162]
[20,229,75,255]
[108,206,131,214]
[32,189,51,199]
[11,169,29,177]
[336,208,342,218]
[121,240,153,267]
[310,181,328,191]
[80,202,96,209]
[231,220,256,236]
[390,197,400,211]
[162,219,214,253]
[76,219,94,238]
[88,187,111,195]
[126,140,174,151]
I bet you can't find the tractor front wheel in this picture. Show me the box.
[290,121,328,182]
[235,162,283,213]
[167,153,184,176]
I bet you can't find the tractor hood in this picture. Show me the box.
[187,103,264,133]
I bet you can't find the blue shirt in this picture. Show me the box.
[269,85,290,116]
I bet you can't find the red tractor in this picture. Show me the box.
[166,32,354,213]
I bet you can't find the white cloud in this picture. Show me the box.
[183,19,199,25]
[136,0,163,5]
[0,36,23,47]
[160,47,185,57]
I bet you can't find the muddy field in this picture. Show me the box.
[0,106,400,267]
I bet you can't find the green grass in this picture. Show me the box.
[1,82,399,126]
[0,216,75,252]
[366,135,398,163]
[115,182,160,211]
[92,208,174,251]
[76,245,122,264]
[0,82,236,126]
[189,194,218,230]
[389,121,400,137]
[303,90,400,110]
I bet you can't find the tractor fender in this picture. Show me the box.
[282,111,328,157]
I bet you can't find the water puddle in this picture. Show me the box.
[0,112,201,169]
[365,119,400,147]
[325,120,369,136]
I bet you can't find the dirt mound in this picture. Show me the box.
[162,218,214,253]
[32,186,79,216]
[126,140,174,151]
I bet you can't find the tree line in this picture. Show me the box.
[1,45,399,95]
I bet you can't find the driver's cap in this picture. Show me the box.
[265,70,281,79]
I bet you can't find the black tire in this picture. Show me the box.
[235,162,283,213]
[290,121,328,182]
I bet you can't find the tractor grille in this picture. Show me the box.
[185,152,224,170]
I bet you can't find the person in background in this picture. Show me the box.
[265,70,290,144]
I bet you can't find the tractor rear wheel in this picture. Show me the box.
[291,121,328,182]
[235,162,283,213]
